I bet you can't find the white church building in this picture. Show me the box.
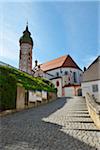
[34,55,83,97]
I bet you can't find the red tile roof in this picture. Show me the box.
[40,55,82,71]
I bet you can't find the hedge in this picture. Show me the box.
[0,66,56,92]
[0,68,17,111]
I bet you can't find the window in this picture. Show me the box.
[56,72,59,77]
[56,81,59,87]
[65,71,68,75]
[73,72,77,83]
[92,84,98,92]
[20,51,22,59]
[60,69,63,74]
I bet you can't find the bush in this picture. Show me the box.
[0,66,56,93]
[0,68,17,111]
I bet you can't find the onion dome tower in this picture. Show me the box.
[19,23,33,74]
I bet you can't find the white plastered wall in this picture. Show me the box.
[64,87,75,97]
[46,67,82,84]
[51,78,62,97]
[81,80,100,102]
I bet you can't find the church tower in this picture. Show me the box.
[19,23,33,74]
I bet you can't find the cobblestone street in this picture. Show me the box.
[0,97,100,150]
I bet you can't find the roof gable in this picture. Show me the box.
[87,56,100,70]
[82,56,100,82]
[62,55,81,70]
[40,55,82,72]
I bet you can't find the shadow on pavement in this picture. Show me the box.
[0,97,97,150]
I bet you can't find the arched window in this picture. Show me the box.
[73,72,77,83]
[65,71,68,75]
[68,76,70,81]
[56,72,59,77]
[56,81,59,87]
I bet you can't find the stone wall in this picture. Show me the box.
[16,85,25,110]
[48,92,57,101]
[86,93,100,129]
[16,85,57,110]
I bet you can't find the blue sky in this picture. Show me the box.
[0,0,99,70]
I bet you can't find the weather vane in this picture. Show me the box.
[26,21,28,26]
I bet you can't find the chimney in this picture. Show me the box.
[84,67,86,72]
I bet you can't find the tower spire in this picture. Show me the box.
[26,21,28,26]
[26,21,28,31]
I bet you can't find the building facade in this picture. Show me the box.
[81,56,100,103]
[34,55,83,97]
